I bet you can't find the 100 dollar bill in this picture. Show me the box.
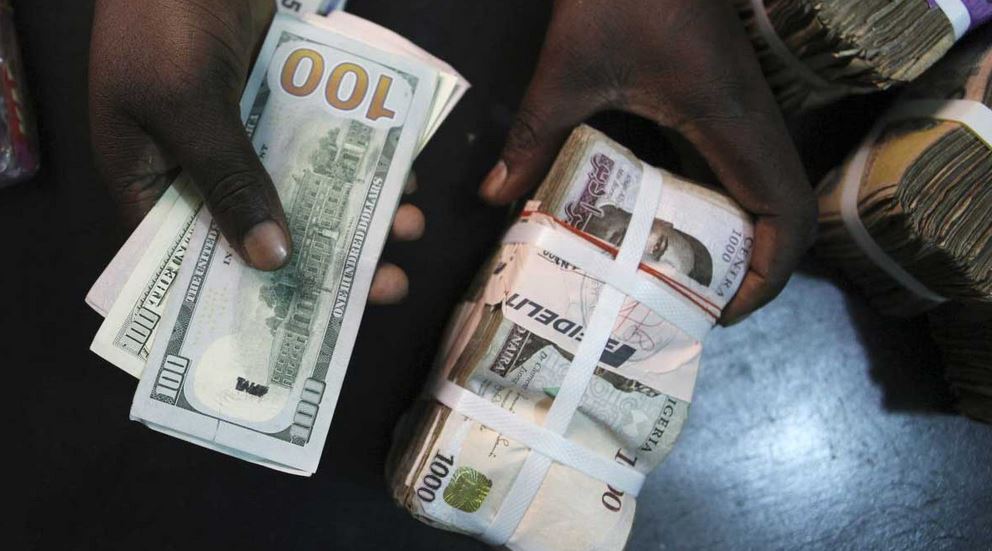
[89,177,198,376]
[277,0,347,17]
[88,11,467,379]
[130,14,439,475]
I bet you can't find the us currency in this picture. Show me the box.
[276,0,346,17]
[89,11,467,378]
[735,0,992,112]
[816,24,992,317]
[85,182,185,318]
[89,176,199,376]
[127,13,462,475]
[388,125,753,550]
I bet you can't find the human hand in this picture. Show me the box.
[479,0,816,324]
[89,0,420,303]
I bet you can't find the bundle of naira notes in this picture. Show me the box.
[735,0,992,112]
[84,11,467,475]
[387,125,753,550]
[929,303,992,423]
[815,26,992,420]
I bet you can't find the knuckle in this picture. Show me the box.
[204,170,267,220]
[671,80,759,131]
[114,180,161,210]
[754,269,788,303]
[505,108,545,155]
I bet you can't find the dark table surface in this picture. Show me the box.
[7,1,992,550]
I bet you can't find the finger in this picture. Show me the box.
[89,99,179,227]
[680,109,815,325]
[631,78,815,324]
[392,204,425,241]
[720,213,813,324]
[479,28,608,205]
[369,263,409,304]
[147,95,291,272]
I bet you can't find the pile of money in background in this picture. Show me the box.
[387,126,753,550]
[929,303,992,423]
[84,10,466,474]
[735,0,992,112]
[815,26,992,422]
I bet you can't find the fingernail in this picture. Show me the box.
[721,313,749,327]
[479,160,508,203]
[243,220,290,271]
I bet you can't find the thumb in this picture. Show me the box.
[149,96,292,271]
[480,40,605,205]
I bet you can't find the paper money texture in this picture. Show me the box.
[129,14,448,475]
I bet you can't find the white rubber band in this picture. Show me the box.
[886,99,992,148]
[747,0,867,99]
[501,223,714,342]
[933,0,971,40]
[479,166,665,546]
[839,98,992,304]
[433,381,646,496]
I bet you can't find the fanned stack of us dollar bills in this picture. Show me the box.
[84,11,467,475]
[735,0,992,111]
[815,27,992,422]
[387,126,753,550]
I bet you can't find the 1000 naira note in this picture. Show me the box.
[389,126,753,550]
[129,14,444,475]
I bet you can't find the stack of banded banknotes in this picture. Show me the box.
[387,126,753,550]
[930,303,992,423]
[815,26,992,421]
[85,10,467,475]
[735,0,992,111]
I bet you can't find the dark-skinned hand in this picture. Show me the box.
[89,0,422,304]
[478,0,816,324]
[91,0,814,317]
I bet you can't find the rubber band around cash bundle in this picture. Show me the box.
[747,0,873,103]
[431,164,722,546]
[931,0,978,40]
[747,0,987,105]
[839,98,992,306]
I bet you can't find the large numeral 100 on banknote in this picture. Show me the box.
[130,15,439,475]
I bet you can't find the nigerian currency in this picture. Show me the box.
[816,24,992,317]
[128,13,462,475]
[735,0,992,111]
[929,303,992,424]
[388,125,753,550]
[815,26,992,423]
